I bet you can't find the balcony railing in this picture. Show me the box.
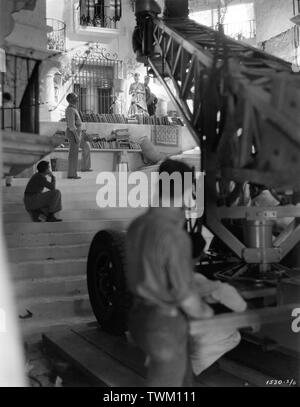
[46,18,66,52]
[80,3,121,29]
[215,19,256,41]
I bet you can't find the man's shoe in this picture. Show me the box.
[32,217,42,222]
[46,214,62,222]
[67,176,81,179]
[28,210,42,222]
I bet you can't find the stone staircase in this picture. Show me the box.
[2,172,144,338]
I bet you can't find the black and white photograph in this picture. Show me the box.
[0,0,299,395]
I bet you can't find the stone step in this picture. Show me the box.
[4,181,100,189]
[3,208,145,223]
[2,175,145,191]
[3,192,94,203]
[2,186,102,202]
[9,243,89,263]
[4,171,100,185]
[11,258,87,281]
[3,196,100,207]
[3,170,139,339]
[5,231,96,248]
[3,182,152,195]
[3,219,129,234]
[3,186,100,195]
[3,192,147,211]
[2,172,154,197]
[2,186,152,203]
[3,200,101,212]
[15,275,87,299]
[3,170,150,187]
[17,294,93,325]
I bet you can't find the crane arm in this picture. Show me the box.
[134,1,300,189]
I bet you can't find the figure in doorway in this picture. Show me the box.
[128,73,148,116]
[2,92,14,186]
[144,75,158,116]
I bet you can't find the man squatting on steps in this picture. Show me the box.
[24,161,62,222]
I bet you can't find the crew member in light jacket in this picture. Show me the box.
[65,93,92,179]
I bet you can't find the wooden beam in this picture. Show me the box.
[189,303,299,335]
[42,328,146,387]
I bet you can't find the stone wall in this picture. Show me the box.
[254,0,300,63]
[255,0,294,43]
[189,0,253,13]
[262,28,297,63]
[5,0,48,53]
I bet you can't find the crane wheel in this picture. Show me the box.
[87,230,132,335]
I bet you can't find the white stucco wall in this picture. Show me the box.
[190,0,254,25]
[46,0,136,59]
[43,0,177,120]
[44,0,144,117]
[5,0,48,52]
[255,0,294,43]
[189,0,254,13]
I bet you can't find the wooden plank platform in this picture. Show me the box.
[42,323,256,387]
[43,324,146,387]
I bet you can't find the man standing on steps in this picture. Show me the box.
[24,161,62,222]
[65,93,92,179]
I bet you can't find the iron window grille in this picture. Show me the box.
[72,53,122,115]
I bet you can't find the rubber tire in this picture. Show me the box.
[87,230,132,335]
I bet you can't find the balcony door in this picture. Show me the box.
[20,62,40,134]
[1,54,40,133]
